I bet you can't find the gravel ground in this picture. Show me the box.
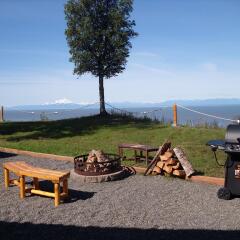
[1,152,240,240]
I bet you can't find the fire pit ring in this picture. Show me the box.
[74,153,122,176]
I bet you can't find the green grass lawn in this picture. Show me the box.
[0,114,226,177]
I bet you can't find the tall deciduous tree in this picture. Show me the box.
[65,0,137,115]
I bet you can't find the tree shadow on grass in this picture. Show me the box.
[0,114,166,142]
[0,221,239,240]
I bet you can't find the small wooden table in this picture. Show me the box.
[118,143,158,165]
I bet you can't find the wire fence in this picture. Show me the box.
[1,102,240,128]
[176,104,239,124]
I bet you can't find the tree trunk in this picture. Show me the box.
[99,75,107,115]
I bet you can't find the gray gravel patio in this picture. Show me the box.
[0,152,240,240]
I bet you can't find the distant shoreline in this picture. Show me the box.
[5,98,240,110]
[3,105,240,127]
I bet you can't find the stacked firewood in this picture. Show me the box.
[87,150,106,163]
[145,141,195,178]
[85,150,110,172]
[152,149,186,177]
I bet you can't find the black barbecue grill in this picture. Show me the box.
[207,124,240,200]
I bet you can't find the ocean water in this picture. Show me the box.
[3,105,240,128]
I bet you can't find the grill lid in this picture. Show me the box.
[225,124,240,144]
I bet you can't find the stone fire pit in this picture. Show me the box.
[71,150,126,183]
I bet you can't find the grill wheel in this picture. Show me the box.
[217,187,232,200]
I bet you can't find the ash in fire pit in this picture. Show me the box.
[71,150,127,183]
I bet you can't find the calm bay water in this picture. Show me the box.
[3,105,240,128]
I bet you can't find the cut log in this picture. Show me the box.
[152,166,161,174]
[173,147,195,177]
[163,165,173,174]
[165,158,178,166]
[172,169,186,177]
[160,155,169,161]
[87,149,106,163]
[144,140,171,176]
[160,151,173,161]
[156,161,165,169]
[172,162,181,170]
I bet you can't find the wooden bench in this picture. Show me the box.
[3,161,70,207]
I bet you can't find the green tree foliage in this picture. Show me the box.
[65,0,137,115]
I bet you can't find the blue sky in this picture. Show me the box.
[0,0,240,106]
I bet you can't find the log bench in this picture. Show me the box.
[3,161,70,207]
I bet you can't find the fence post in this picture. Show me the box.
[173,104,177,127]
[0,106,4,123]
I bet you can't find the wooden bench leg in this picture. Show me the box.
[19,176,25,199]
[33,177,39,190]
[63,179,68,197]
[4,168,9,189]
[54,183,60,207]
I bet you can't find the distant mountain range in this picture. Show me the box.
[8,98,240,110]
